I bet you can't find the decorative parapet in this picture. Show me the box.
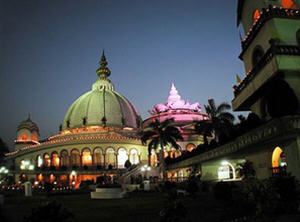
[240,6,300,57]
[5,132,141,158]
[233,44,300,96]
[167,115,300,170]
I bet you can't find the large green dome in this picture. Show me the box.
[62,53,141,130]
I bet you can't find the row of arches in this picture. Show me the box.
[33,147,140,169]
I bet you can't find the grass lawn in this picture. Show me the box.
[1,191,227,222]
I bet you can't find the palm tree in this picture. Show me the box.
[0,138,9,164]
[141,118,183,180]
[196,99,234,143]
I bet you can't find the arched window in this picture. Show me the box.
[170,150,180,159]
[106,148,115,168]
[70,149,80,167]
[150,150,158,167]
[51,152,60,167]
[117,148,128,168]
[186,143,196,152]
[281,0,298,9]
[44,153,51,167]
[93,147,103,166]
[60,150,69,167]
[129,149,139,165]
[82,148,92,166]
[36,155,43,168]
[252,45,264,67]
[272,147,287,168]
[296,29,300,45]
[253,9,260,22]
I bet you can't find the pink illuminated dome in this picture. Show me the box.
[144,83,209,127]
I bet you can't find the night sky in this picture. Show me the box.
[0,0,245,148]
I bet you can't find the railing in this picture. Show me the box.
[234,44,300,96]
[241,6,300,55]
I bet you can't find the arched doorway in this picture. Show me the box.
[117,148,128,168]
[272,147,287,176]
[106,148,115,169]
[44,153,51,167]
[93,147,103,167]
[218,161,236,180]
[70,149,80,167]
[51,152,60,167]
[129,149,139,165]
[82,148,92,167]
[60,150,69,167]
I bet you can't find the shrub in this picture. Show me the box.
[213,181,232,201]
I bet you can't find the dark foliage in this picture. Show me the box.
[213,181,232,201]
[236,160,256,179]
[0,138,9,163]
[23,201,73,222]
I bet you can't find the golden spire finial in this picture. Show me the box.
[96,50,111,79]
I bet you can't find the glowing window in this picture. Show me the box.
[82,148,92,166]
[44,154,51,167]
[129,149,139,165]
[281,0,298,9]
[51,152,60,167]
[170,150,180,159]
[186,143,196,152]
[93,147,103,166]
[253,9,260,22]
[117,148,128,168]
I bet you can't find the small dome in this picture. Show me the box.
[17,115,39,133]
[62,52,141,130]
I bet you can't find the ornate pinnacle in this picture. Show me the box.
[96,50,111,79]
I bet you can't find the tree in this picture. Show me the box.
[141,118,183,180]
[0,138,9,164]
[196,99,234,143]
[236,160,256,179]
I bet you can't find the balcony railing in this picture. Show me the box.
[241,6,300,56]
[233,44,300,96]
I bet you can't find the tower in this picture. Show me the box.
[15,114,39,150]
[233,0,300,120]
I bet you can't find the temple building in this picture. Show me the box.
[4,53,148,187]
[166,0,300,182]
[143,83,209,167]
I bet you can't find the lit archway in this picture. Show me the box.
[44,153,51,167]
[51,152,60,167]
[70,149,80,167]
[186,143,196,152]
[129,149,139,165]
[82,148,92,166]
[106,148,115,168]
[281,0,298,9]
[93,147,103,166]
[36,155,43,168]
[272,147,286,168]
[60,150,69,167]
[117,148,128,168]
[150,149,158,167]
